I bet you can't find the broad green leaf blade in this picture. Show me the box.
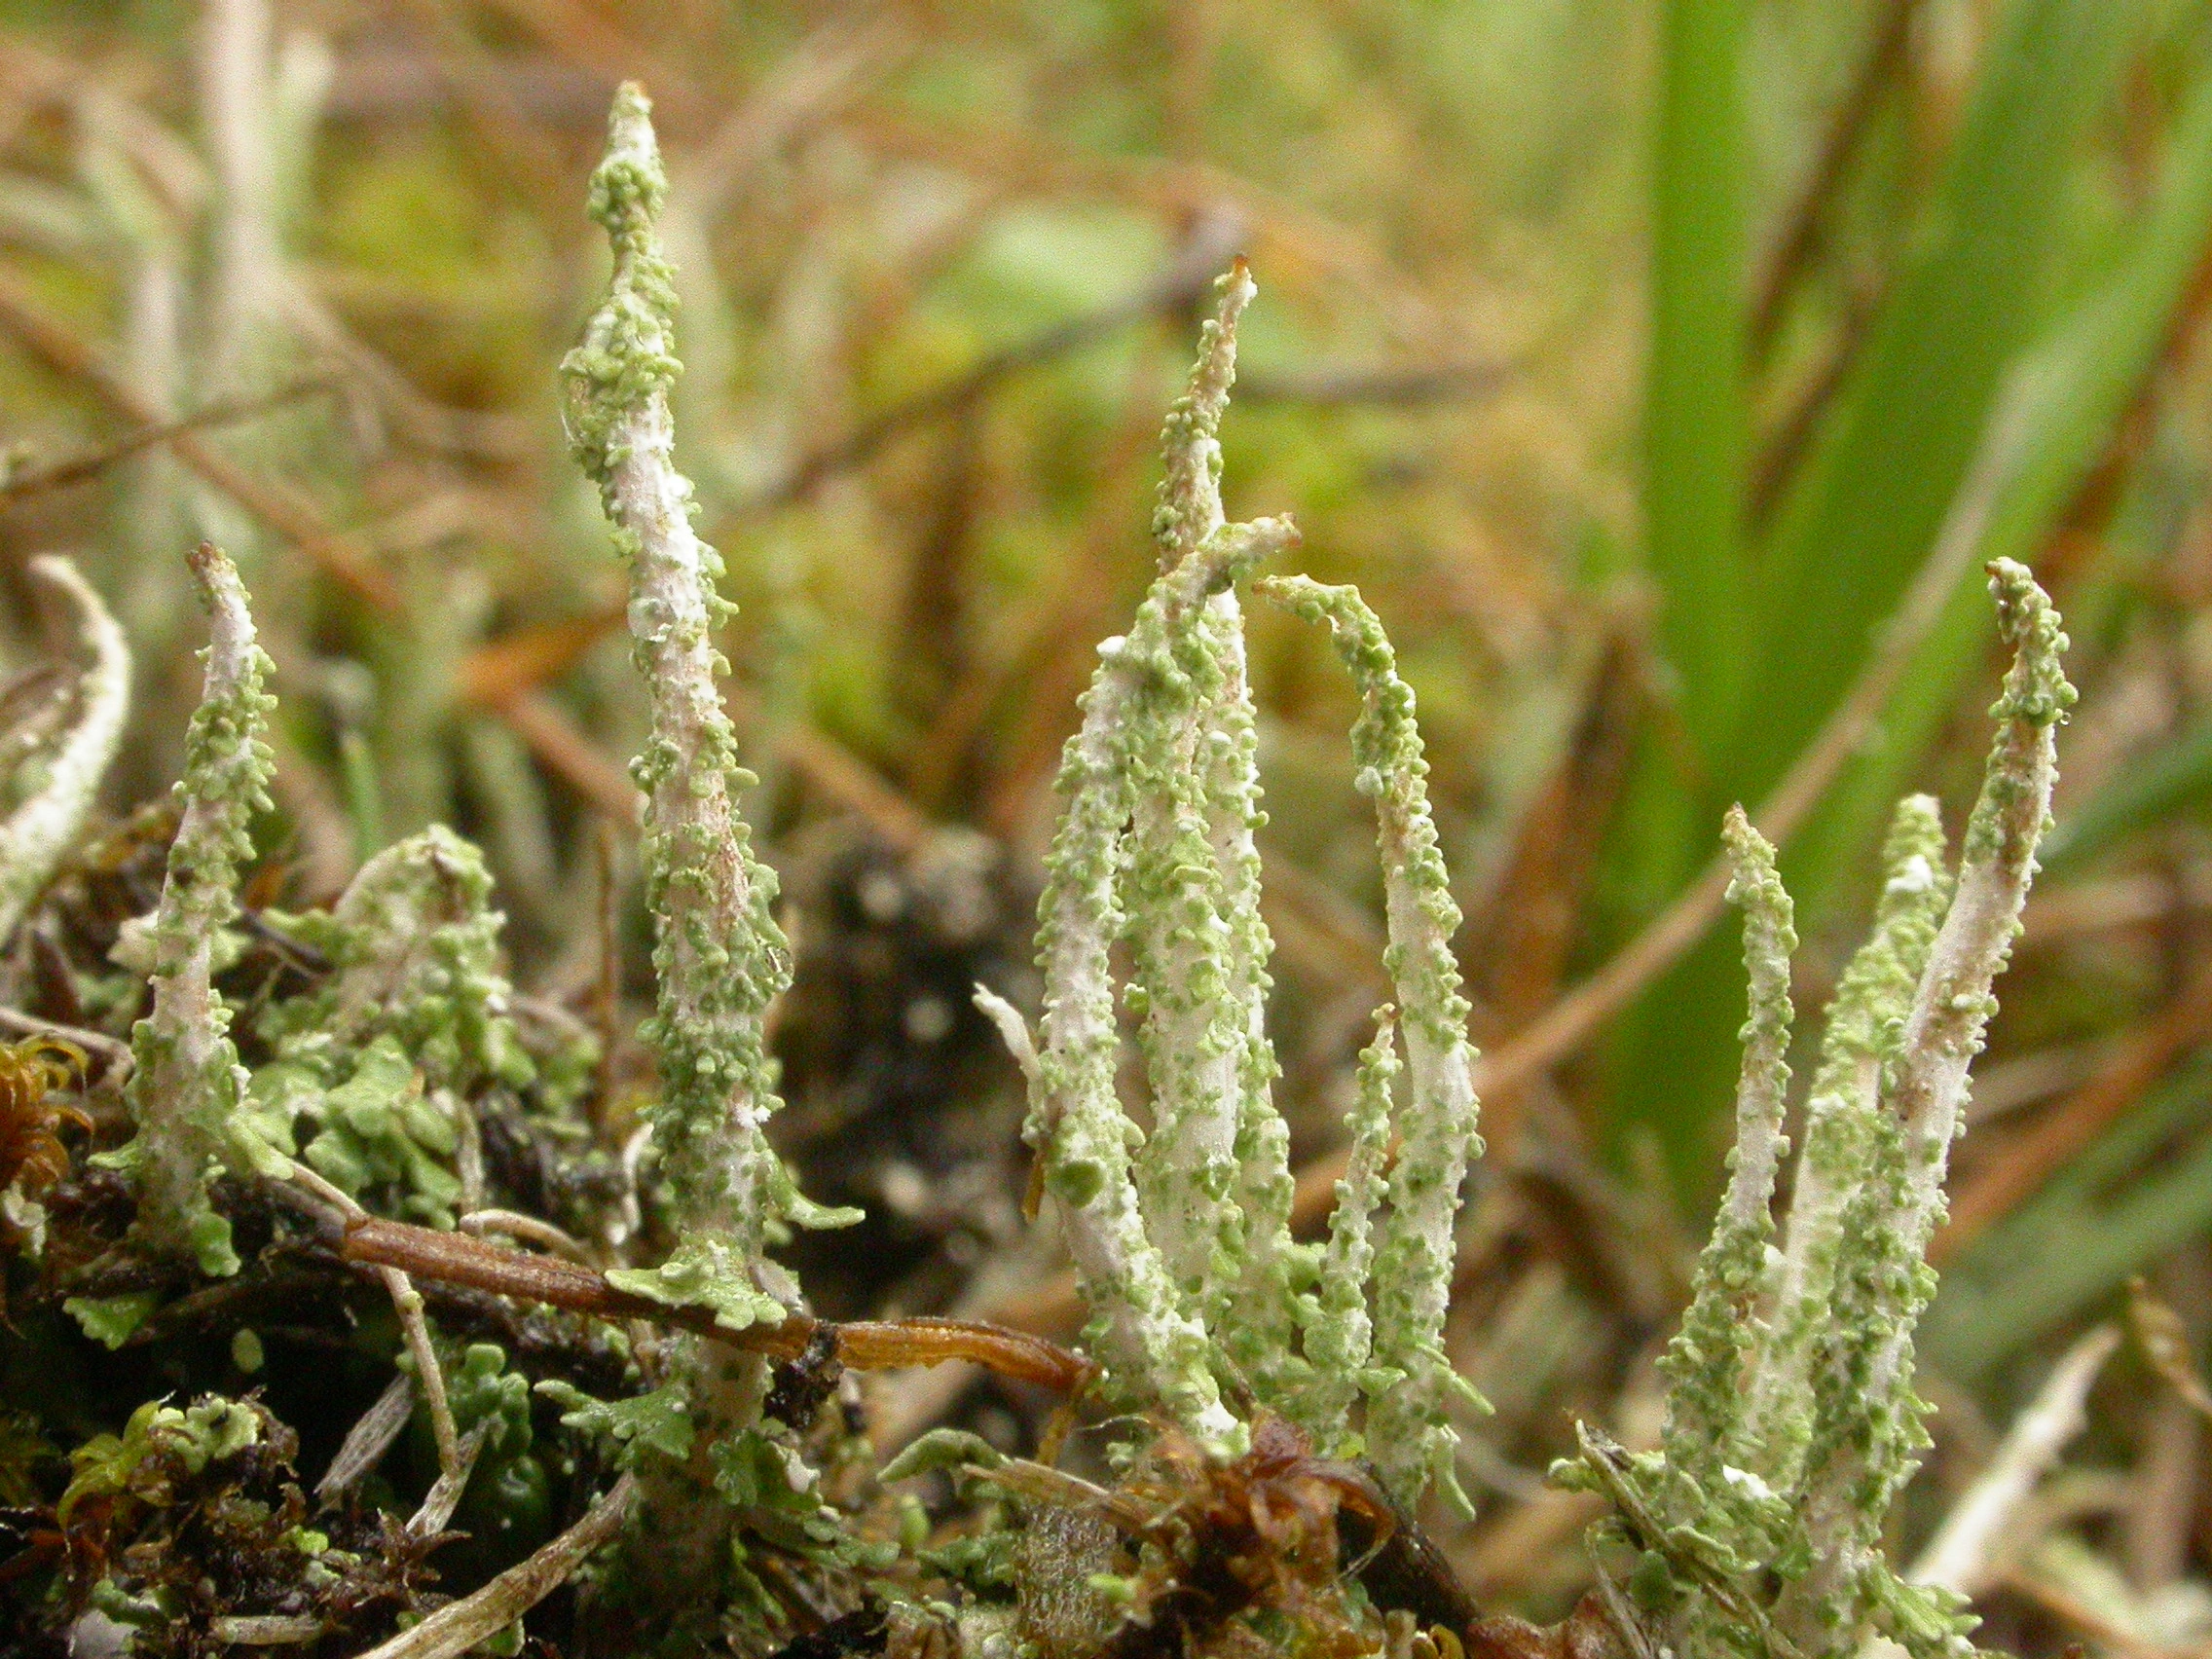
[1601,0,2144,1188]
[1646,0,1751,771]
[1801,63,2212,907]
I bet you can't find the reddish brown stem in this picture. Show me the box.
[338,1215,1093,1394]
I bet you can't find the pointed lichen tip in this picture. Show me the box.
[1878,794,1947,896]
[1719,806,1783,913]
[1985,558,2076,728]
[1217,256,1256,327]
[590,81,668,234]
[184,539,233,598]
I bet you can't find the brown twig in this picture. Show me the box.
[1750,0,1916,352]
[337,1213,1094,1394]
[0,377,334,506]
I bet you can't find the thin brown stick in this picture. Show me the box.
[0,377,333,506]
[0,1005,133,1079]
[336,1214,1094,1394]
[0,268,401,611]
[1750,0,1915,351]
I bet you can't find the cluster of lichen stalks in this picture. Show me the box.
[1562,561,2074,1659]
[10,79,2072,1659]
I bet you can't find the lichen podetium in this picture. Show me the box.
[997,262,1490,1511]
[561,81,856,1614]
[1560,559,2075,1659]
[106,544,281,1278]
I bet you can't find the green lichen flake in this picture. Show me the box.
[109,544,280,1277]
[262,826,534,1095]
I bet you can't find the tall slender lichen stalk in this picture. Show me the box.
[1739,794,1948,1481]
[1567,559,2073,1659]
[562,81,852,1604]
[1028,486,1294,1456]
[1124,260,1303,1404]
[0,556,131,943]
[1256,575,1486,1512]
[1656,806,1794,1509]
[112,543,279,1276]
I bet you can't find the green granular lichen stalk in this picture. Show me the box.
[1122,267,1300,1402]
[114,544,278,1276]
[563,81,843,1332]
[1295,1006,1399,1448]
[1740,794,1949,1483]
[262,825,534,1094]
[1031,512,1294,1457]
[1657,807,1794,1502]
[1779,560,2073,1656]
[1255,573,1485,1512]
[562,82,853,1609]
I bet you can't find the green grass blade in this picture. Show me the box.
[1800,63,2212,906]
[1740,0,2134,800]
[1646,0,1751,772]
[1601,0,2145,1188]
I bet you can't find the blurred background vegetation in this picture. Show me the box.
[6,0,2212,1645]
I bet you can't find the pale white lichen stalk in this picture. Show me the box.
[1012,267,1489,1502]
[1256,574,1486,1511]
[1296,1008,1399,1445]
[563,83,844,1333]
[1656,808,1793,1502]
[1740,794,1948,1477]
[112,544,279,1276]
[1029,508,1293,1456]
[1124,262,1300,1400]
[0,556,131,942]
[562,83,851,1604]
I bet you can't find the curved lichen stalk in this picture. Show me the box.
[1255,574,1486,1512]
[112,543,279,1276]
[262,825,534,1095]
[0,556,131,943]
[1656,808,1794,1506]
